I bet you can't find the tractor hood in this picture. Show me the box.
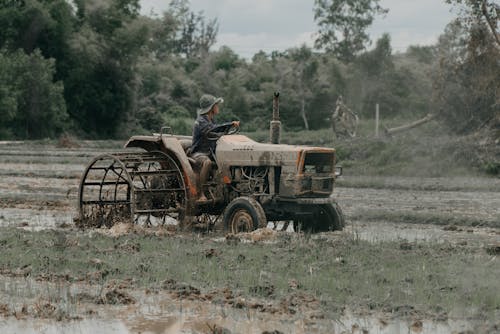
[215,135,335,169]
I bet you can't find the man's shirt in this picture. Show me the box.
[191,114,217,155]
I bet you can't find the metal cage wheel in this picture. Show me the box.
[79,151,187,228]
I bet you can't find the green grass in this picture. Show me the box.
[0,227,498,320]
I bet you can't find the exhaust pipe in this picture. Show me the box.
[270,92,281,144]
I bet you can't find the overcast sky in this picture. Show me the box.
[140,0,456,59]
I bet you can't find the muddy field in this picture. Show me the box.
[0,141,499,334]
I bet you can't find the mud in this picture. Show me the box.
[0,142,499,333]
[0,305,489,334]
[0,276,493,334]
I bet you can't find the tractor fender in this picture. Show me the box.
[124,136,198,199]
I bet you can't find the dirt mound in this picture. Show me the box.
[57,134,80,149]
[226,228,279,243]
[98,289,136,305]
[99,222,175,238]
[160,278,321,317]
[0,304,10,317]
[75,288,136,306]
[108,223,135,237]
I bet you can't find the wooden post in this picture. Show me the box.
[375,103,379,138]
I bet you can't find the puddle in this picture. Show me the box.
[0,208,74,230]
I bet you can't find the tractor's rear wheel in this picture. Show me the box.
[223,197,267,234]
[78,151,186,228]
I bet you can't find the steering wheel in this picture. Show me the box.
[224,123,240,135]
[206,122,240,140]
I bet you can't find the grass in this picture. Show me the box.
[0,227,498,320]
[349,209,500,228]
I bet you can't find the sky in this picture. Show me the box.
[140,0,456,59]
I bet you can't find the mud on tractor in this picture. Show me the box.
[78,93,345,233]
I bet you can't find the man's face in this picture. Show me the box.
[213,103,220,115]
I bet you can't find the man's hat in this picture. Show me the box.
[198,94,224,115]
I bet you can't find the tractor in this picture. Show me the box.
[78,93,345,233]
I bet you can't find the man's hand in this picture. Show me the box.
[232,121,240,127]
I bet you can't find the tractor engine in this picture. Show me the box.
[230,166,270,196]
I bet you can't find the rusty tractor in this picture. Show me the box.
[78,93,345,233]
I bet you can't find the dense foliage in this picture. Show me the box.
[0,0,497,139]
[435,0,499,133]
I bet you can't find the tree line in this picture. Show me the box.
[0,0,497,139]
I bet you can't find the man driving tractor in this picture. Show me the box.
[191,94,240,202]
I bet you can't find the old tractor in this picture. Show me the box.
[78,93,345,233]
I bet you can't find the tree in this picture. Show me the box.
[168,0,218,58]
[355,33,393,77]
[445,0,499,48]
[0,49,68,139]
[0,0,75,61]
[313,0,388,62]
[287,46,319,130]
[63,0,149,138]
[0,50,20,138]
[434,2,499,133]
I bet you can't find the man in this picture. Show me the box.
[191,94,240,202]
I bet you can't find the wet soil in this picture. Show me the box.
[0,141,499,333]
[338,185,500,225]
[0,275,495,334]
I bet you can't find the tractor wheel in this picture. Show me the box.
[223,197,267,234]
[78,151,186,228]
[294,202,345,233]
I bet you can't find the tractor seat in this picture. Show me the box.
[178,139,197,166]
[179,139,192,152]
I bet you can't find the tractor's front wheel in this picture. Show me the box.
[294,202,345,233]
[223,197,267,234]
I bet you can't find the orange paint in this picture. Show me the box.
[296,150,303,174]
[183,171,197,197]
